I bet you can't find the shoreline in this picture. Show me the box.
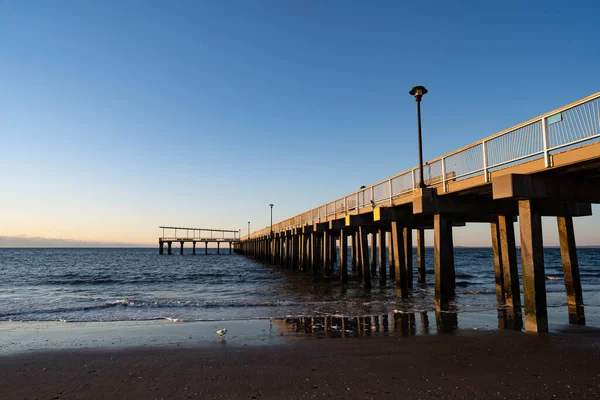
[2,305,599,355]
[1,329,599,399]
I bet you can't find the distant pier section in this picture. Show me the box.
[159,226,240,255]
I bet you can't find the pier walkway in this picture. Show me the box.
[235,92,600,333]
[159,226,240,255]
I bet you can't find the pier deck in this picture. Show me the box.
[236,92,600,333]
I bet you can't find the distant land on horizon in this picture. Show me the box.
[2,236,599,249]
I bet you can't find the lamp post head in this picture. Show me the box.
[269,204,274,208]
[409,86,428,102]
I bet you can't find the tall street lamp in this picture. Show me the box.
[269,204,274,236]
[247,221,250,239]
[409,85,428,189]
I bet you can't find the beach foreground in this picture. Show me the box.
[2,329,600,399]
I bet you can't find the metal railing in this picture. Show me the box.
[244,92,600,240]
[160,226,240,241]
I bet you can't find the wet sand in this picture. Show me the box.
[2,328,600,399]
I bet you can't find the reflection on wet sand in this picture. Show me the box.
[272,307,526,338]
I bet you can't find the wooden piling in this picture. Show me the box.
[433,214,455,310]
[168,241,172,255]
[330,233,337,273]
[205,241,208,255]
[310,233,319,273]
[323,232,330,277]
[388,231,395,280]
[490,220,506,304]
[498,216,521,309]
[159,241,164,255]
[404,227,413,289]
[340,230,348,283]
[351,233,357,272]
[417,228,426,283]
[370,232,377,276]
[356,232,363,275]
[359,226,371,289]
[378,229,386,283]
[518,200,548,332]
[180,241,184,255]
[391,221,408,299]
[557,216,585,325]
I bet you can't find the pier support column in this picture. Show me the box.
[388,231,395,280]
[557,216,585,325]
[287,235,293,267]
[205,241,208,255]
[159,241,164,255]
[391,221,408,299]
[499,216,521,309]
[229,241,232,255]
[417,228,426,283]
[330,233,337,273]
[490,220,506,304]
[433,214,455,310]
[193,242,196,255]
[217,242,220,255]
[359,226,371,289]
[297,235,303,271]
[180,241,184,255]
[323,232,330,277]
[340,230,348,283]
[355,231,363,277]
[351,233,358,272]
[310,233,319,273]
[370,233,377,276]
[294,234,301,270]
[378,229,386,283]
[518,200,548,332]
[168,241,172,255]
[404,227,413,289]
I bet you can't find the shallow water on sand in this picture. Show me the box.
[1,248,599,328]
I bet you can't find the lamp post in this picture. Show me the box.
[269,204,274,235]
[247,221,250,239]
[409,85,428,189]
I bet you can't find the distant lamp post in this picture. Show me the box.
[409,85,428,189]
[269,204,274,236]
[248,221,250,239]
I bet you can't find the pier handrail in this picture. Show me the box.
[244,92,600,240]
[160,226,240,241]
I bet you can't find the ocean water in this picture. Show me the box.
[1,248,599,328]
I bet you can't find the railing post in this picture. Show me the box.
[388,179,393,204]
[412,169,416,190]
[441,157,447,193]
[356,192,359,211]
[541,117,550,168]
[371,186,375,206]
[344,197,347,213]
[482,140,489,182]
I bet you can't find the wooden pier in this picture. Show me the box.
[158,226,240,255]
[235,92,600,333]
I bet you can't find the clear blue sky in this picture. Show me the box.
[1,0,599,246]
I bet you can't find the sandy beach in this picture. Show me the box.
[1,325,600,399]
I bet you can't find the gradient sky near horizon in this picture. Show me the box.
[1,0,599,247]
